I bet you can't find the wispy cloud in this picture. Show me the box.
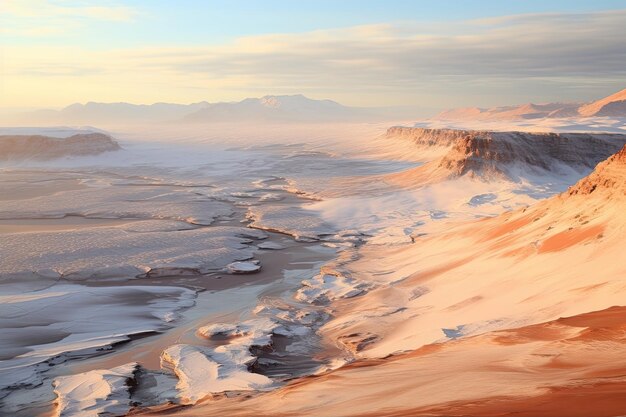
[2,9,626,109]
[1,0,137,21]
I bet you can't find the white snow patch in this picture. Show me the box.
[0,284,196,397]
[225,261,261,274]
[53,363,138,417]
[160,344,272,404]
[296,272,369,304]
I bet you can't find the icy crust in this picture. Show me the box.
[296,271,370,304]
[0,225,267,280]
[0,177,275,279]
[0,285,196,399]
[246,205,336,241]
[198,317,289,343]
[160,344,273,404]
[253,304,325,329]
[257,241,285,250]
[251,176,321,200]
[225,260,261,274]
[0,186,233,225]
[53,363,138,417]
[162,304,328,405]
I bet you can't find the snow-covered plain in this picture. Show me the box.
[0,123,415,415]
[2,119,626,416]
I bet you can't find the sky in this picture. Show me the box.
[1,0,626,113]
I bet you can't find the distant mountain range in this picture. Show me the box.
[182,94,391,123]
[436,88,626,121]
[9,89,626,127]
[13,95,411,125]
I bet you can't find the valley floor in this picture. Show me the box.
[1,122,625,417]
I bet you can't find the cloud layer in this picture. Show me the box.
[2,7,626,110]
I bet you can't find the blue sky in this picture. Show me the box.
[5,0,626,47]
[124,0,626,45]
[2,0,626,111]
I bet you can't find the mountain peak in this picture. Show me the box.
[257,94,331,108]
[260,96,283,108]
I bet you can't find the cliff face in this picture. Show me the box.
[386,127,626,180]
[384,127,474,148]
[0,133,121,160]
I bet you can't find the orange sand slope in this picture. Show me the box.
[141,145,626,417]
[151,306,626,417]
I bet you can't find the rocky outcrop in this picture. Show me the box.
[0,133,120,160]
[386,127,626,180]
[337,332,380,355]
[567,144,626,197]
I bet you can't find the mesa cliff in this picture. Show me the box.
[385,127,626,182]
[0,133,121,160]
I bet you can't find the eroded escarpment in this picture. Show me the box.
[384,126,473,148]
[385,127,626,181]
